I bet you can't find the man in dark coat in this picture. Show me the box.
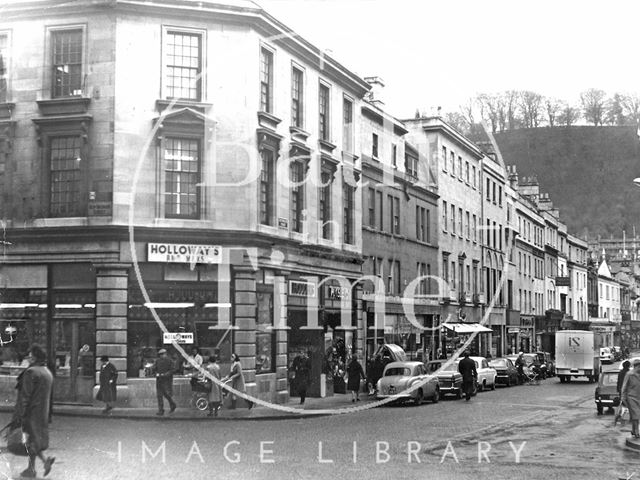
[458,351,477,402]
[14,344,55,478]
[292,351,311,405]
[97,355,118,414]
[154,348,177,416]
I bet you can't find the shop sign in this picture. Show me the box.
[278,218,288,229]
[555,277,571,287]
[361,293,439,306]
[327,285,350,300]
[148,243,221,264]
[163,332,194,344]
[508,328,520,333]
[289,280,316,298]
[88,201,112,216]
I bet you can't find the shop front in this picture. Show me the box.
[441,322,492,357]
[518,316,535,353]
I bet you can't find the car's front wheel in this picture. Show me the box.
[414,389,424,406]
[432,388,439,403]
[596,404,603,415]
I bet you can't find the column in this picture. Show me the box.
[273,275,290,404]
[233,265,257,399]
[94,263,130,405]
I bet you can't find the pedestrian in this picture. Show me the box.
[621,359,640,438]
[185,347,203,373]
[205,355,222,417]
[346,354,366,402]
[97,355,118,414]
[367,355,384,396]
[13,344,55,478]
[222,353,253,410]
[153,348,176,416]
[515,351,525,385]
[615,360,631,424]
[292,351,311,404]
[458,351,477,402]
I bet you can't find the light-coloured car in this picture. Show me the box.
[463,356,497,391]
[600,347,614,364]
[620,357,640,370]
[376,361,440,405]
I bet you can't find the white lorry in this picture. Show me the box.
[555,330,600,383]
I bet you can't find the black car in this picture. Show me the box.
[535,352,555,377]
[595,370,621,415]
[488,358,519,387]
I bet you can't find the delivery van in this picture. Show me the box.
[555,330,600,383]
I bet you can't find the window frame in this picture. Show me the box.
[0,31,10,103]
[291,64,304,128]
[342,95,354,153]
[162,136,202,220]
[47,25,86,99]
[162,26,205,102]
[259,45,274,113]
[318,81,331,141]
[259,145,277,226]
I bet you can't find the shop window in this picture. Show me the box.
[255,288,275,374]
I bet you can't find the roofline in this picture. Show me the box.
[403,116,484,160]
[0,0,371,96]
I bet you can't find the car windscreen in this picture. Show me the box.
[439,362,458,372]
[385,367,410,377]
[601,373,618,385]
[489,359,507,367]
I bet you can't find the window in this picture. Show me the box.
[49,136,82,216]
[319,82,330,141]
[465,211,470,239]
[260,47,273,112]
[319,167,332,238]
[450,204,455,234]
[376,190,383,230]
[368,187,376,228]
[472,263,478,293]
[392,144,397,168]
[442,200,448,232]
[442,146,447,171]
[387,260,400,295]
[465,161,469,184]
[343,180,355,244]
[417,263,427,295]
[498,185,503,206]
[416,206,425,241]
[259,148,275,225]
[450,151,455,175]
[458,207,462,236]
[472,166,476,188]
[291,66,304,127]
[472,214,477,242]
[0,33,7,103]
[442,254,449,283]
[405,151,418,179]
[372,133,379,159]
[164,137,200,219]
[163,30,202,101]
[486,178,491,201]
[343,97,353,153]
[290,161,305,233]
[492,182,496,203]
[51,29,83,98]
[458,156,462,179]
[426,209,431,243]
[255,288,275,374]
[388,195,400,234]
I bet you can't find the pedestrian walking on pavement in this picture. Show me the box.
[97,355,118,414]
[346,354,366,403]
[222,353,253,410]
[615,360,631,425]
[621,359,640,438]
[205,355,223,417]
[292,351,311,404]
[154,348,177,416]
[13,344,55,478]
[458,351,477,402]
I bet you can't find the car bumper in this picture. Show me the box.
[376,393,413,402]
[494,374,512,384]
[595,397,620,407]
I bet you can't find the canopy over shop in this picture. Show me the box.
[441,322,492,357]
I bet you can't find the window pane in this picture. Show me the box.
[164,137,200,218]
[166,32,201,100]
[50,136,82,216]
[260,149,274,225]
[52,29,83,97]
[260,48,273,112]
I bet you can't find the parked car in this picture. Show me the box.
[425,360,463,399]
[452,356,497,392]
[620,357,640,370]
[595,369,621,415]
[376,361,440,405]
[508,353,547,379]
[489,358,519,387]
[535,351,555,377]
[600,347,614,364]
[611,346,623,362]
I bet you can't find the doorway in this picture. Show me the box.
[52,319,95,403]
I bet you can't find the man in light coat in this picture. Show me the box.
[621,359,640,438]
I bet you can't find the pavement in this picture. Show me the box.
[0,392,378,421]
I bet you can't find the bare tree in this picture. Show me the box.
[504,90,520,130]
[459,97,477,127]
[580,88,607,126]
[444,112,471,135]
[544,97,562,127]
[477,93,500,133]
[557,102,581,126]
[519,91,543,128]
[622,93,640,124]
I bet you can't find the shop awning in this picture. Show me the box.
[442,323,492,334]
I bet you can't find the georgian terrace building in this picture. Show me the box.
[0,0,371,405]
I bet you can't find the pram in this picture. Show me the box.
[190,376,211,411]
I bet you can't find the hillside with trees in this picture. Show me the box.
[494,126,640,239]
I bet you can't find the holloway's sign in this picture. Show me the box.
[163,332,194,344]
[148,243,222,264]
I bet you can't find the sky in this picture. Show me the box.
[258,0,640,119]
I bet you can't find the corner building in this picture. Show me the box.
[0,0,370,405]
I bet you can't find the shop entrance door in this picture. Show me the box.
[52,319,96,404]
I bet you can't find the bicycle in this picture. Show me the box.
[523,365,541,385]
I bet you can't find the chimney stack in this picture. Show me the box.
[364,76,385,108]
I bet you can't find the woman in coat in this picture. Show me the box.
[97,355,118,414]
[622,360,640,438]
[205,355,223,416]
[346,354,365,403]
[222,353,253,410]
